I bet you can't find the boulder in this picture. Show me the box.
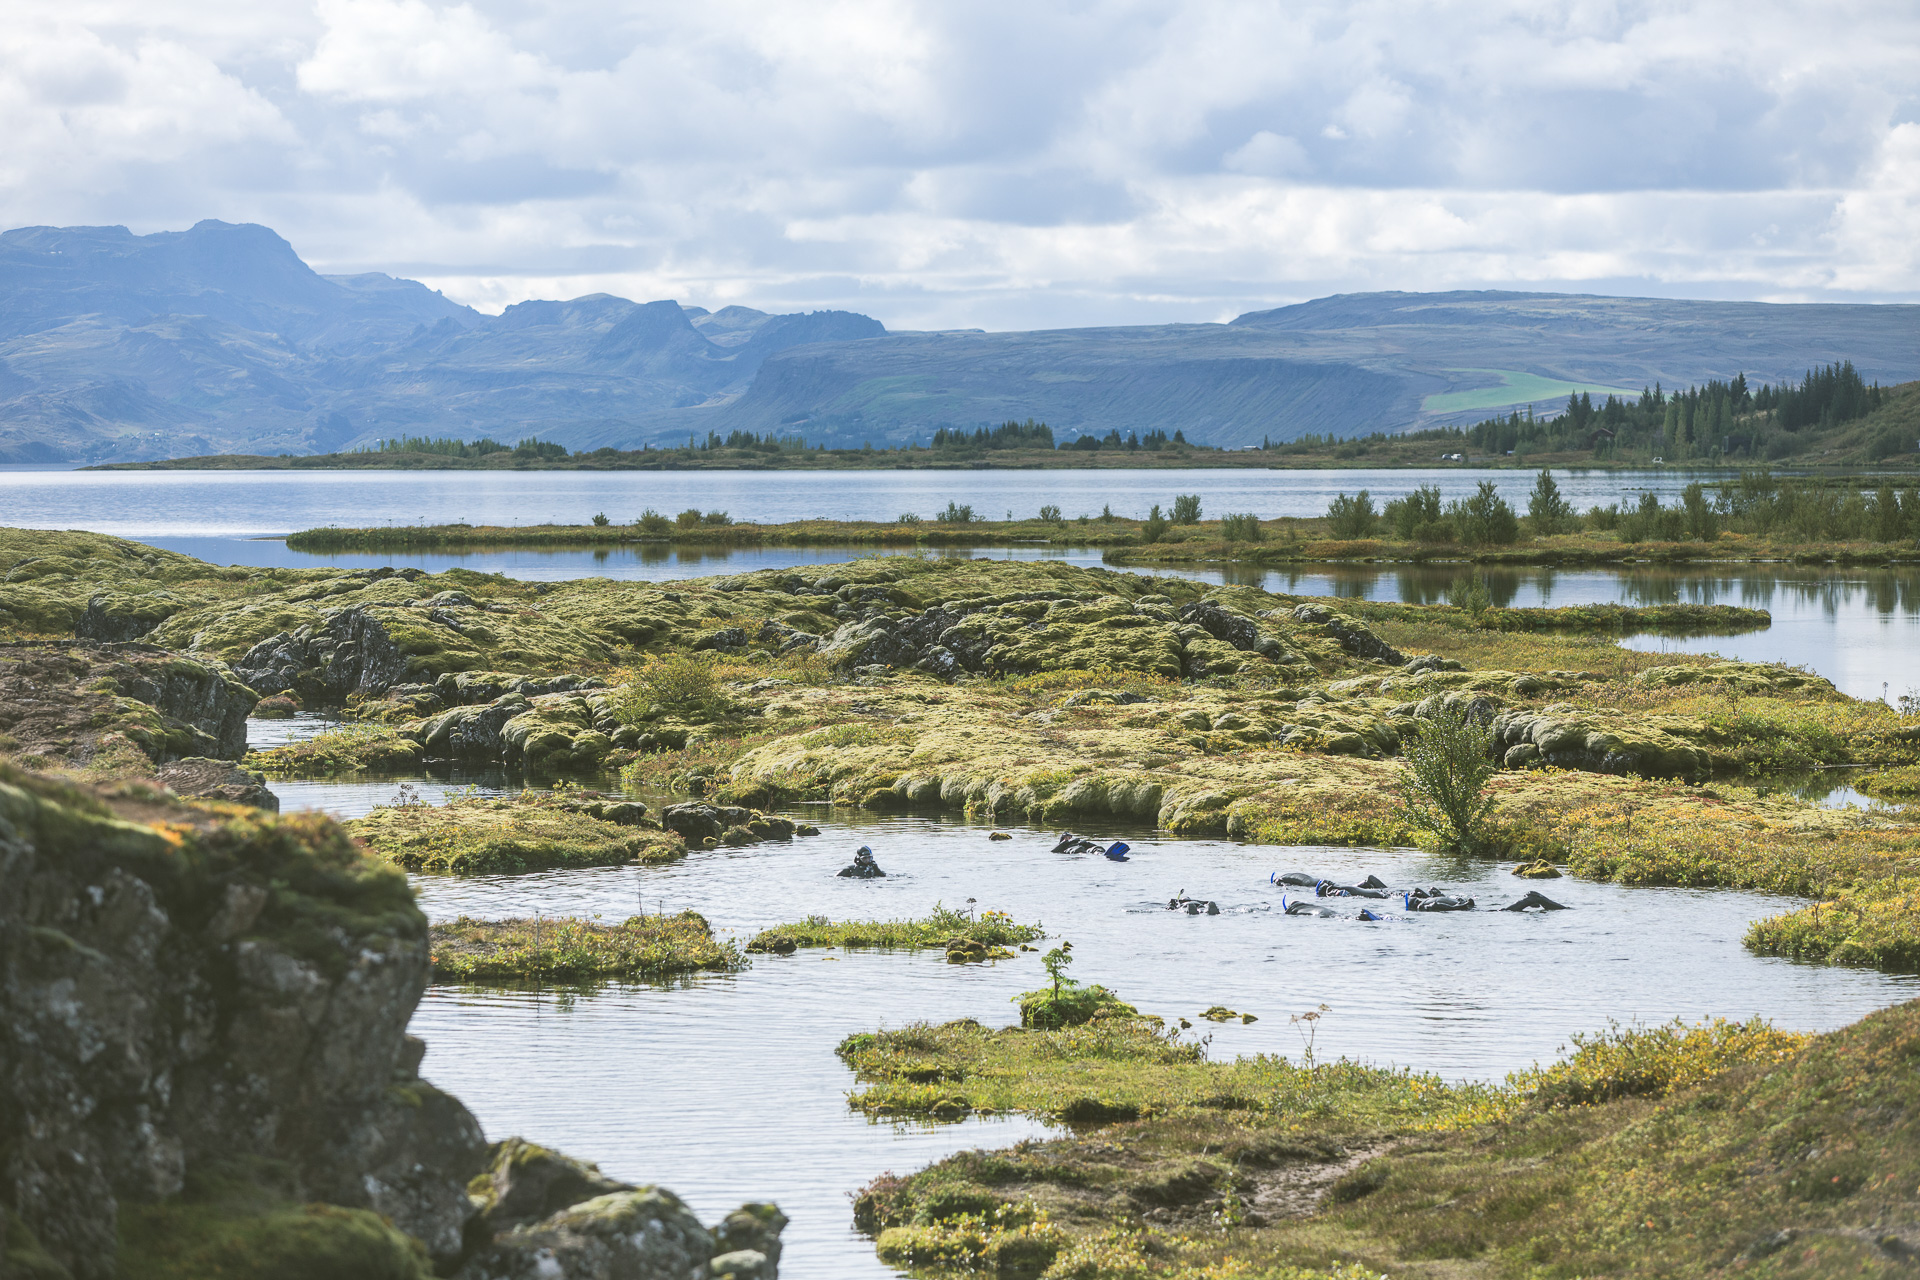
[153,756,280,810]
[453,1188,728,1280]
[1285,604,1407,666]
[77,591,185,642]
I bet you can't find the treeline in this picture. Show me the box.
[930,419,1055,449]
[1325,471,1920,547]
[371,435,565,460]
[1458,362,1894,462]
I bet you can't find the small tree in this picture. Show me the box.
[1141,504,1170,543]
[1039,504,1063,522]
[1526,470,1575,536]
[1171,494,1203,524]
[1043,941,1075,996]
[1326,490,1378,539]
[1398,702,1498,852]
[1451,481,1521,547]
[935,501,977,524]
[676,508,703,529]
[591,511,611,527]
[635,509,671,535]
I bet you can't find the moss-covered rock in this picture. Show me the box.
[1634,660,1838,697]
[0,642,258,771]
[348,795,684,874]
[429,912,743,981]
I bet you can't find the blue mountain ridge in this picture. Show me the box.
[1,221,1916,462]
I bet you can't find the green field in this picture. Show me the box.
[1422,368,1643,414]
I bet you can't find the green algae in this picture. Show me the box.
[429,911,743,981]
[347,795,684,875]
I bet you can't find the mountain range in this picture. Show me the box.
[3,220,1918,463]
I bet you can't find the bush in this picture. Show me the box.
[1220,512,1264,542]
[898,512,923,524]
[935,502,977,524]
[614,653,725,720]
[1449,480,1520,546]
[675,508,702,529]
[1141,504,1169,543]
[1510,1017,1808,1109]
[1446,576,1492,618]
[1397,703,1497,852]
[1384,486,1445,541]
[1326,490,1378,539]
[1038,504,1062,522]
[590,512,610,527]
[635,509,671,535]
[1171,494,1202,524]
[701,510,732,526]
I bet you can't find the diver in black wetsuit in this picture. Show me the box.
[1167,891,1221,915]
[1316,880,1393,899]
[1403,888,1476,911]
[837,846,885,878]
[1502,890,1569,911]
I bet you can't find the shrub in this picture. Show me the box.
[675,508,702,529]
[935,502,977,524]
[1449,480,1520,546]
[1587,502,1621,531]
[1397,703,1497,852]
[1326,490,1378,539]
[1445,575,1492,618]
[898,512,923,524]
[1038,504,1062,522]
[1220,512,1264,542]
[635,509,671,535]
[590,512,610,527]
[1510,1017,1808,1109]
[1384,485,1445,540]
[1141,504,1169,543]
[613,653,725,720]
[701,510,732,526]
[1170,494,1203,524]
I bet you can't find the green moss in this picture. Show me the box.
[430,911,743,981]
[118,1160,430,1280]
[348,795,684,874]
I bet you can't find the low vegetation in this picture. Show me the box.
[347,794,684,874]
[846,992,1905,1280]
[427,911,743,982]
[744,905,1041,954]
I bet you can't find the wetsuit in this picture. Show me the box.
[1502,890,1569,911]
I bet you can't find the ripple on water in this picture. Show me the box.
[396,811,1916,1279]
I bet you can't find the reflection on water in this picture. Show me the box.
[401,812,1916,1279]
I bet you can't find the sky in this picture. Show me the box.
[3,0,1918,329]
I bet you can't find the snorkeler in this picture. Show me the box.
[836,846,886,878]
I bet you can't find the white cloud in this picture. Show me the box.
[0,0,1916,325]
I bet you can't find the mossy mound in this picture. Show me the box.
[429,912,743,981]
[348,796,684,874]
[247,725,427,776]
[1634,659,1839,696]
[745,907,1042,954]
[117,1161,433,1280]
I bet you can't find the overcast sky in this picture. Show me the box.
[4,0,1918,328]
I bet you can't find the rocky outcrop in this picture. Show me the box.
[1282,604,1406,666]
[75,591,186,642]
[236,605,413,701]
[1491,707,1711,780]
[0,765,782,1279]
[0,641,258,767]
[660,802,802,847]
[152,756,280,810]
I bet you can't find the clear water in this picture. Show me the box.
[397,810,1916,1280]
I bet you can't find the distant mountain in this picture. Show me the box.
[2,221,1917,462]
[0,221,884,462]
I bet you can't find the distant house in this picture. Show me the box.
[1587,426,1616,449]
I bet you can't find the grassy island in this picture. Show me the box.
[428,912,743,982]
[745,906,1043,955]
[348,794,684,875]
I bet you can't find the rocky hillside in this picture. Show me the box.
[5,221,1918,460]
[0,221,881,463]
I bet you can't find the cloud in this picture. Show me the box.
[1,0,1917,327]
